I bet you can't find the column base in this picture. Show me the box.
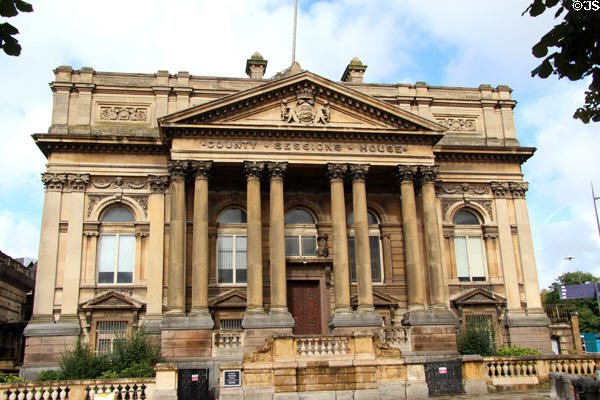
[160,314,214,330]
[242,310,294,329]
[23,320,81,337]
[328,310,383,329]
[401,308,458,327]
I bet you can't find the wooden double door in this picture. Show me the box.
[287,280,322,335]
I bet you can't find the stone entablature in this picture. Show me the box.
[48,65,518,147]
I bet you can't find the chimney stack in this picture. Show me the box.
[341,57,367,83]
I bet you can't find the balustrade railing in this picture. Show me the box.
[549,357,597,375]
[0,379,154,400]
[485,358,538,379]
[296,337,350,356]
[214,331,243,349]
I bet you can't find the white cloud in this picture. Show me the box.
[0,211,40,259]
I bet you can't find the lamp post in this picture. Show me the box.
[592,183,600,240]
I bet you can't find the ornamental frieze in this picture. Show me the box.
[92,177,148,190]
[435,117,477,132]
[99,106,148,122]
[437,182,488,195]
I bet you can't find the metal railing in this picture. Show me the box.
[544,304,575,323]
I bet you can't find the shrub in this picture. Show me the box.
[36,370,62,381]
[493,345,542,356]
[0,372,29,383]
[457,325,494,356]
[35,329,161,381]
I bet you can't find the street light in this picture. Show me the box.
[592,183,600,240]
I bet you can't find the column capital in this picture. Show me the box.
[326,163,347,182]
[266,162,288,181]
[348,164,370,183]
[41,173,67,192]
[395,165,418,183]
[168,160,188,181]
[67,173,90,192]
[148,175,169,193]
[243,161,265,180]
[490,181,510,198]
[509,181,529,198]
[419,165,439,183]
[190,160,213,180]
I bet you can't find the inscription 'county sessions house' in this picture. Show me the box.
[196,139,409,154]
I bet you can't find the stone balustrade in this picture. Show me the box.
[0,379,155,400]
[549,357,597,375]
[486,358,538,379]
[214,331,243,349]
[295,336,350,357]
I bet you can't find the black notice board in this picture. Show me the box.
[223,369,241,387]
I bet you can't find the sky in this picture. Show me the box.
[0,0,598,290]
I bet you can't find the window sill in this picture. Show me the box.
[285,256,330,263]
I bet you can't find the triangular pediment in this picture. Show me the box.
[80,291,143,311]
[451,288,506,306]
[351,289,399,307]
[209,290,247,308]
[159,71,446,137]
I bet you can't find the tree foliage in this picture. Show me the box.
[524,0,600,123]
[0,0,33,56]
[542,270,600,333]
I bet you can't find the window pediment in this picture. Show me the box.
[80,291,143,311]
[451,288,506,306]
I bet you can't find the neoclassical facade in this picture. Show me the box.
[23,56,550,389]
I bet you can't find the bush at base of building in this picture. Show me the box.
[0,372,28,383]
[493,345,542,356]
[457,325,494,356]
[36,330,161,381]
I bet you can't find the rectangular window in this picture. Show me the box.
[97,234,134,284]
[348,236,382,283]
[220,319,243,330]
[218,235,247,284]
[95,321,127,354]
[454,236,486,281]
[285,236,316,257]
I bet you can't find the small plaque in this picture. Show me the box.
[191,374,198,381]
[439,367,447,374]
[223,369,241,387]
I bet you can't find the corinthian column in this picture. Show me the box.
[396,165,426,311]
[189,161,214,329]
[166,160,187,315]
[266,162,294,328]
[242,161,267,328]
[25,174,67,335]
[420,166,446,309]
[327,164,351,323]
[61,174,90,322]
[349,164,375,312]
[510,182,544,313]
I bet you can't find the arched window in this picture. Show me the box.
[347,211,382,283]
[97,206,135,284]
[217,207,247,284]
[285,209,317,257]
[453,209,487,282]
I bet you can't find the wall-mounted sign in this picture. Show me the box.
[439,367,447,374]
[223,369,241,387]
[191,374,198,382]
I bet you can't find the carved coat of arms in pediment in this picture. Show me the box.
[280,88,330,125]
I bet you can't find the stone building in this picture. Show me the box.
[23,55,552,394]
[0,251,35,371]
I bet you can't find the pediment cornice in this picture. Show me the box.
[159,71,446,143]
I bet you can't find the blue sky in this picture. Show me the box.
[0,0,598,290]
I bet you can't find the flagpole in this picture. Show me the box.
[292,0,298,64]
[593,182,600,240]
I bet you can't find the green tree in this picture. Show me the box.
[0,0,33,56]
[542,271,600,333]
[524,0,600,123]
